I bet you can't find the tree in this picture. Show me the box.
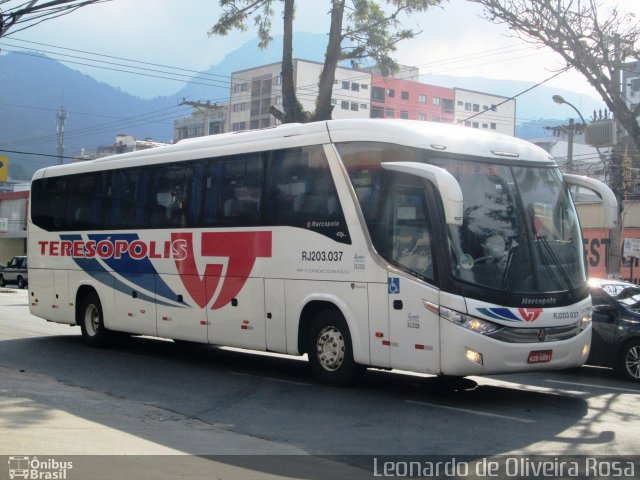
[0,0,110,38]
[469,0,640,155]
[210,0,443,123]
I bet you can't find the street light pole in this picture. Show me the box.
[552,94,607,181]
[552,94,621,278]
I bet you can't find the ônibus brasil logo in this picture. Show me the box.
[41,231,272,310]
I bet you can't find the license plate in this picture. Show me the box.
[528,349,553,364]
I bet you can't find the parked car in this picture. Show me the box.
[0,256,28,289]
[588,278,640,382]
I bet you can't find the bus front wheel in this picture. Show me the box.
[307,310,363,386]
[79,292,110,347]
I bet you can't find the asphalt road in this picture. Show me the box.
[1,288,639,479]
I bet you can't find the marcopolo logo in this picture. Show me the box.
[8,456,72,479]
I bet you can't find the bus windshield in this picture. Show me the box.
[337,141,586,299]
[433,158,585,294]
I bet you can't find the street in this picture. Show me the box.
[1,287,639,479]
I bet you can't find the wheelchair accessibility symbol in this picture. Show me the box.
[388,277,400,294]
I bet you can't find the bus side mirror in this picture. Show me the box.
[381,162,463,226]
[564,174,618,229]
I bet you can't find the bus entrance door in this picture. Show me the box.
[388,277,441,374]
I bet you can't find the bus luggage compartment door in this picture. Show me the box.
[207,276,266,350]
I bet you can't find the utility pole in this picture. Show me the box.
[608,34,625,278]
[55,105,68,165]
[544,119,584,174]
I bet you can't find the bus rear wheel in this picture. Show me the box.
[307,310,363,386]
[79,292,110,347]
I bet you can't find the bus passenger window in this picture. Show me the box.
[219,154,263,226]
[265,145,349,244]
[390,189,435,281]
[31,177,67,231]
[151,164,193,228]
[106,170,140,229]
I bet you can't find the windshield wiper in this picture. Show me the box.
[536,236,576,296]
[500,244,516,293]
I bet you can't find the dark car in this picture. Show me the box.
[588,278,640,382]
[0,256,28,289]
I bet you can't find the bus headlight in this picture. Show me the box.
[440,307,502,335]
[579,311,592,331]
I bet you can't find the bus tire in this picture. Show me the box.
[307,309,363,386]
[79,291,110,347]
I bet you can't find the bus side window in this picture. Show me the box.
[90,173,106,229]
[66,173,103,230]
[265,149,301,225]
[187,161,206,226]
[151,164,193,228]
[203,161,223,227]
[32,177,67,231]
[265,145,348,242]
[388,185,435,281]
[107,170,138,229]
[219,154,263,226]
[134,169,153,227]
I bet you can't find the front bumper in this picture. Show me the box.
[439,318,591,376]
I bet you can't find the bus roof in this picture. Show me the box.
[32,119,555,180]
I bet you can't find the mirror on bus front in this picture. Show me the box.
[381,162,463,226]
[563,173,618,229]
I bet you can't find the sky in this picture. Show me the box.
[1,0,638,106]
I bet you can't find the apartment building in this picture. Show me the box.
[454,88,516,136]
[226,60,517,137]
[370,75,455,123]
[173,104,228,142]
[229,59,371,131]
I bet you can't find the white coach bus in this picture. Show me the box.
[28,120,617,385]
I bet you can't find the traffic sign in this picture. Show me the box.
[0,156,7,182]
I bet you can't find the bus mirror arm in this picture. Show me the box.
[381,162,464,226]
[563,174,618,229]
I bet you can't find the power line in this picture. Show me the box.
[0,147,77,161]
[460,67,572,124]
[0,35,557,148]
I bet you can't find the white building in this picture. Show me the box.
[229,59,372,131]
[173,103,228,142]
[532,133,609,182]
[453,88,516,136]
[622,60,640,117]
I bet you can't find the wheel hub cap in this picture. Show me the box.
[626,346,640,379]
[316,326,345,371]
